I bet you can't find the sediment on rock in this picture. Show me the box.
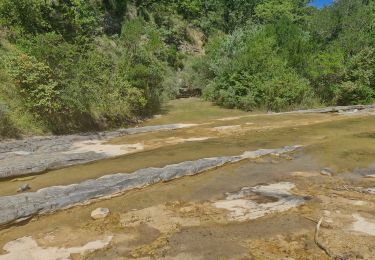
[0,145,301,227]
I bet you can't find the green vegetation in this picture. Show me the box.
[0,0,186,135]
[196,0,375,111]
[0,0,374,137]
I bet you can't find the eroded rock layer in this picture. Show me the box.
[0,145,301,227]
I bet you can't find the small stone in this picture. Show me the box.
[11,176,36,182]
[179,206,195,214]
[91,208,110,220]
[320,168,333,177]
[17,184,31,193]
[281,154,293,160]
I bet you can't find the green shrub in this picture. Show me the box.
[345,47,375,88]
[202,25,315,112]
[334,81,374,105]
[263,71,313,111]
[6,53,61,117]
[0,101,19,138]
[0,0,101,40]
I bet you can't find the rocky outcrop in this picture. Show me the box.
[0,124,196,179]
[289,104,375,115]
[0,145,301,227]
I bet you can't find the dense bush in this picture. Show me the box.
[0,2,175,134]
[334,82,374,106]
[0,101,19,138]
[193,0,375,110]
[201,24,314,111]
[7,54,61,117]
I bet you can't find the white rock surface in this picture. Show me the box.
[0,236,112,260]
[65,140,144,157]
[213,182,304,221]
[351,214,375,236]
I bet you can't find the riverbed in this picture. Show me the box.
[0,98,374,259]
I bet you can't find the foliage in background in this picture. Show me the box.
[0,0,375,137]
[0,1,180,135]
[201,24,315,111]
[192,0,375,110]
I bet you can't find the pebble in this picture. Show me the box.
[320,168,333,177]
[91,208,110,219]
[17,184,31,193]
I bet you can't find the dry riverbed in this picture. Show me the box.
[0,98,375,259]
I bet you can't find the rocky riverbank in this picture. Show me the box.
[0,100,374,259]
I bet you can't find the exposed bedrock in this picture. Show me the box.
[1,104,374,180]
[0,145,301,227]
[0,124,196,179]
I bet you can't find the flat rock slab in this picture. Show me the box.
[0,145,301,227]
[0,124,196,179]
